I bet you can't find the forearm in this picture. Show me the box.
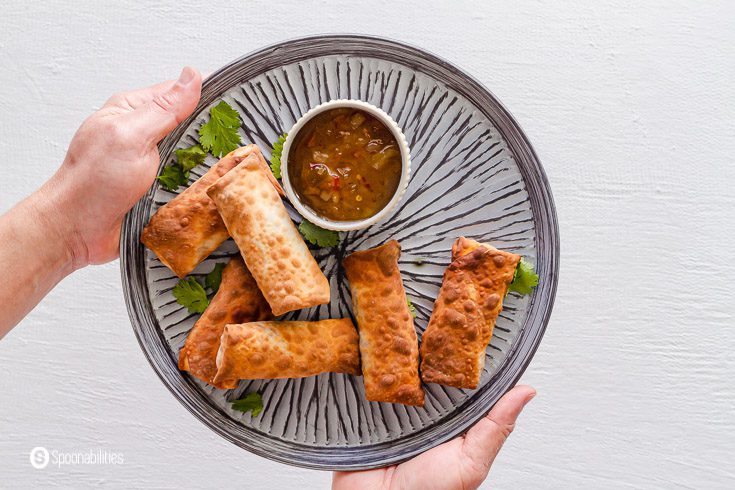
[0,179,82,337]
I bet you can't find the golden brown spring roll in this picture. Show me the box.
[212,319,360,386]
[178,256,273,389]
[420,237,521,389]
[343,240,424,406]
[206,153,330,316]
[141,145,283,278]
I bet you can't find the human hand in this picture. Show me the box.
[332,385,536,490]
[39,67,202,268]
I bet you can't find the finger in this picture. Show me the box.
[461,385,536,470]
[104,80,175,110]
[124,66,202,144]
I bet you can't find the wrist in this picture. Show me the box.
[28,176,89,272]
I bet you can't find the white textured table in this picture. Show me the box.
[1,1,733,488]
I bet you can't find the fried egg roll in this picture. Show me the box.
[206,154,330,316]
[343,240,424,406]
[178,256,273,389]
[420,237,521,389]
[212,319,360,386]
[141,145,283,278]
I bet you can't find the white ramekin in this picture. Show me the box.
[280,99,411,232]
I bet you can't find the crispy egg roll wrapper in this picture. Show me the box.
[343,240,424,406]
[178,256,272,389]
[141,145,283,278]
[420,237,521,389]
[206,154,330,316]
[213,319,360,386]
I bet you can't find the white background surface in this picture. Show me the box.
[1,1,733,488]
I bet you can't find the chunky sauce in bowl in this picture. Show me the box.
[287,108,402,221]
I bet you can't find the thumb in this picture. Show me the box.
[126,66,202,144]
[461,385,536,476]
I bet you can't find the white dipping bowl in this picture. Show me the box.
[280,99,411,232]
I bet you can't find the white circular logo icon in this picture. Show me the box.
[30,447,49,469]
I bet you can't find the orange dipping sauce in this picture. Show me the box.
[288,108,402,221]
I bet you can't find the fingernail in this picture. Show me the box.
[524,391,537,405]
[176,67,195,86]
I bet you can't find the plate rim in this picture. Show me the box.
[120,33,559,471]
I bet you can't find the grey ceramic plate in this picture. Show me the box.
[120,35,558,470]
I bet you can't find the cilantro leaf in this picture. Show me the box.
[298,219,339,248]
[407,297,417,318]
[156,164,188,191]
[199,101,243,157]
[231,392,263,417]
[175,144,207,174]
[205,262,226,294]
[172,277,210,314]
[270,133,287,179]
[507,258,539,296]
[157,144,206,192]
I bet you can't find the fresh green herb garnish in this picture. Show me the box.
[507,258,539,296]
[298,219,339,248]
[157,164,188,191]
[270,133,288,179]
[175,144,207,174]
[172,277,210,314]
[205,263,226,294]
[407,297,417,318]
[199,101,243,157]
[232,392,264,417]
[172,263,227,313]
[156,144,207,191]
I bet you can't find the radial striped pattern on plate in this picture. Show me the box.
[121,35,558,470]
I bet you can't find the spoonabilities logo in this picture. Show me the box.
[28,447,124,469]
[30,447,50,469]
